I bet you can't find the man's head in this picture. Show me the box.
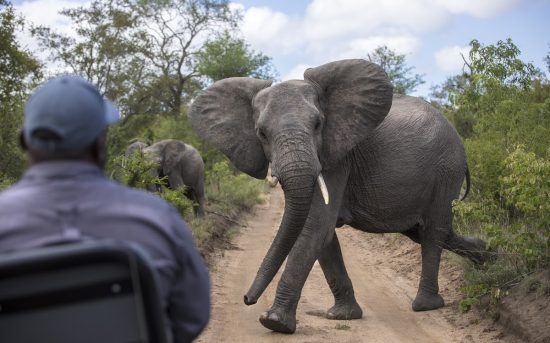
[21,75,120,168]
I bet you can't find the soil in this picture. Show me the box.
[496,270,550,343]
[198,186,540,342]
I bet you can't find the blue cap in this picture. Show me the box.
[23,75,120,152]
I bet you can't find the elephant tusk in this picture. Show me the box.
[318,174,329,205]
[268,176,279,187]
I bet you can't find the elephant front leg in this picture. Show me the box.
[259,181,344,333]
[259,216,327,333]
[318,233,362,320]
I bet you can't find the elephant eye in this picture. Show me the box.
[314,118,322,131]
[257,128,267,141]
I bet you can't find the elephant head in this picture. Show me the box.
[189,59,393,305]
[159,140,187,188]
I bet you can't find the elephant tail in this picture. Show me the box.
[460,165,471,201]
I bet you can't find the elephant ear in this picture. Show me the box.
[189,77,272,179]
[304,59,393,169]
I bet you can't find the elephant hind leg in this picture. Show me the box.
[413,191,453,312]
[413,224,447,312]
[442,233,492,265]
[318,233,362,320]
[185,188,203,218]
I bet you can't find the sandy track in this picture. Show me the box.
[198,187,514,343]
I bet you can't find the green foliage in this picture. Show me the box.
[206,161,265,211]
[0,175,16,191]
[33,0,238,116]
[31,0,139,103]
[500,146,550,221]
[196,31,277,81]
[442,39,549,310]
[366,46,425,94]
[469,38,541,89]
[0,0,41,180]
[112,152,163,190]
[112,152,195,218]
[160,187,195,219]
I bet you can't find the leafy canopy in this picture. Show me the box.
[196,31,276,82]
[0,0,41,179]
[366,46,424,95]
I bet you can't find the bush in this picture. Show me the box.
[444,39,550,310]
[206,161,266,212]
[112,152,195,218]
[160,187,195,219]
[111,152,164,190]
[0,175,16,191]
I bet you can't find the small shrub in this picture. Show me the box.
[0,176,16,191]
[160,186,195,220]
[111,153,166,190]
[207,161,265,211]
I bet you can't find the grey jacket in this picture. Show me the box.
[0,161,210,342]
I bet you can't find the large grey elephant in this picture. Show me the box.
[126,140,205,217]
[189,59,489,333]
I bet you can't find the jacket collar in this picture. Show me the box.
[22,161,104,180]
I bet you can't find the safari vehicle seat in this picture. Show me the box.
[0,241,168,343]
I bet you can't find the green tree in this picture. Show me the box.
[429,74,469,108]
[467,38,541,90]
[0,0,41,180]
[196,31,276,81]
[32,0,144,113]
[442,39,550,303]
[437,39,543,138]
[33,0,237,117]
[129,0,236,115]
[366,46,424,94]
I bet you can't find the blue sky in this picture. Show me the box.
[13,0,550,97]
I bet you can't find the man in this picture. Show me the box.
[0,76,210,342]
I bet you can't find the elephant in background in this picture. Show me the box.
[189,59,490,333]
[125,139,205,217]
[126,141,148,157]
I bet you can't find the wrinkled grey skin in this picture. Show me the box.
[126,140,205,217]
[189,59,490,333]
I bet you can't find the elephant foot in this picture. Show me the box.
[259,308,296,334]
[412,292,444,311]
[327,300,363,320]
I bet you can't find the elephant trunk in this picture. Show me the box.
[244,133,320,305]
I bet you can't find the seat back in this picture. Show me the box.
[0,241,168,343]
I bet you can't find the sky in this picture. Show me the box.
[12,0,550,97]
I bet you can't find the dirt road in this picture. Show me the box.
[199,187,514,343]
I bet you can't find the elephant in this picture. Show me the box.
[189,59,490,333]
[125,139,206,217]
[125,141,148,157]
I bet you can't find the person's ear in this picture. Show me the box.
[93,130,108,168]
[19,130,28,151]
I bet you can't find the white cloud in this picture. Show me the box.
[282,64,313,81]
[238,0,521,67]
[16,0,85,37]
[302,0,448,44]
[15,0,87,68]
[337,35,420,61]
[434,45,471,73]
[435,0,521,18]
[241,6,302,55]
